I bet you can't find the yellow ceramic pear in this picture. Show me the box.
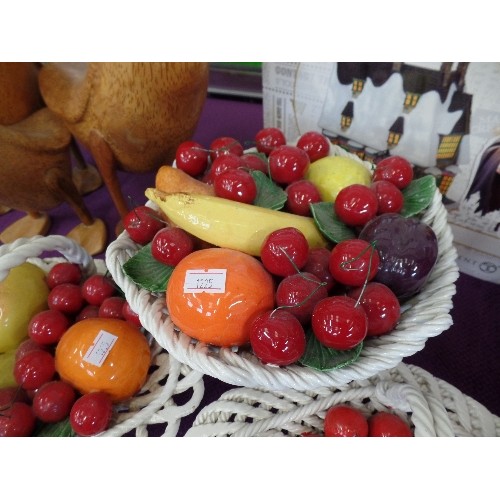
[0,262,49,353]
[305,156,373,202]
[0,349,17,389]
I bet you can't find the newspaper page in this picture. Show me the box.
[262,62,500,284]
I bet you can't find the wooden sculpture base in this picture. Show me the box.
[0,213,50,243]
[66,218,107,256]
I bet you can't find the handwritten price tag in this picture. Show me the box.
[83,330,118,367]
[183,269,227,293]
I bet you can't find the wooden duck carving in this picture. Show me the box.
[38,62,209,226]
[0,62,44,215]
[0,63,105,254]
[0,62,44,125]
[0,107,106,253]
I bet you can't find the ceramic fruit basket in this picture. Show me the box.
[106,144,460,392]
[0,235,205,437]
[185,363,500,437]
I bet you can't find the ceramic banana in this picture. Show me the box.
[145,188,328,256]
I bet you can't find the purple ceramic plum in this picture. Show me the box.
[358,213,438,300]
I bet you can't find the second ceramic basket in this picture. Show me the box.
[0,235,205,437]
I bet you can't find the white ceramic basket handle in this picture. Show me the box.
[0,235,97,282]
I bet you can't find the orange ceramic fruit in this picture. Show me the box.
[55,318,151,402]
[166,247,275,347]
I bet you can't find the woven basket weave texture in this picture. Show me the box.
[185,363,500,437]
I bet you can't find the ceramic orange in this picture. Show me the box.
[166,248,275,347]
[55,318,151,402]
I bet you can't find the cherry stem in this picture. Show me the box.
[274,280,327,314]
[340,240,376,272]
[352,241,377,309]
[0,385,25,414]
[277,246,302,275]
[273,245,328,314]
[125,198,166,228]
[210,140,241,155]
[190,145,210,154]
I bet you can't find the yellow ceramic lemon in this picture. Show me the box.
[305,156,372,202]
[0,262,49,353]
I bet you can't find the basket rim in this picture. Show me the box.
[106,147,460,392]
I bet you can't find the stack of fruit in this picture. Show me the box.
[0,257,152,437]
[120,127,440,373]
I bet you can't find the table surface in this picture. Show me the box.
[1,95,499,435]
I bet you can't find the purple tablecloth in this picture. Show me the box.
[1,96,499,434]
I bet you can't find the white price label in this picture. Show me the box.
[183,269,227,293]
[83,330,118,367]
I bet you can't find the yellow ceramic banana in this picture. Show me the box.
[145,188,328,256]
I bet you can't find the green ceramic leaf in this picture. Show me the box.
[35,418,76,437]
[310,201,356,243]
[122,243,174,293]
[299,328,363,371]
[401,175,437,217]
[251,170,287,210]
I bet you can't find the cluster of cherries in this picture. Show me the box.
[121,127,418,369]
[311,404,414,437]
[0,263,141,437]
[175,128,332,208]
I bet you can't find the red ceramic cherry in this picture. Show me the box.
[123,205,165,246]
[151,226,195,267]
[260,227,310,277]
[324,404,368,437]
[249,309,306,366]
[347,282,400,336]
[328,239,380,287]
[255,127,286,155]
[311,295,368,350]
[275,272,328,325]
[175,140,209,177]
[268,145,310,185]
[285,179,322,216]
[373,155,414,189]
[296,131,330,162]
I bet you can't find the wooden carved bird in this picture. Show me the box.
[0,62,44,216]
[38,62,209,232]
[0,62,44,125]
[0,63,105,253]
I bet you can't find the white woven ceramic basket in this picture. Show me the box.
[186,363,500,437]
[106,145,460,392]
[0,235,205,437]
